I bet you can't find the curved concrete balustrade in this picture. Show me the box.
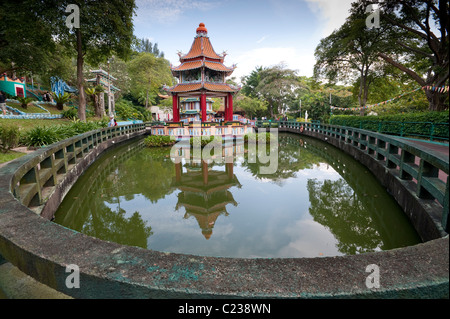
[0,122,448,298]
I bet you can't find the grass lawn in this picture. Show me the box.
[0,118,72,130]
[6,102,47,113]
[0,150,26,164]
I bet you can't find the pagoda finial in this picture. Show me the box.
[196,23,208,36]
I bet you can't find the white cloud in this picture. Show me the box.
[305,0,354,37]
[256,35,269,44]
[230,47,316,82]
[135,0,219,24]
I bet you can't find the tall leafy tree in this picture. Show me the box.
[240,66,265,98]
[133,37,165,58]
[234,95,268,119]
[127,52,174,107]
[255,63,301,118]
[314,3,392,114]
[1,1,136,122]
[54,0,136,121]
[375,0,449,111]
[0,0,57,75]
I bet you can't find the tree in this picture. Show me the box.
[133,37,165,58]
[52,92,72,110]
[314,3,392,115]
[127,52,173,107]
[0,1,56,75]
[254,64,301,118]
[85,85,105,117]
[376,0,449,111]
[54,1,136,121]
[234,95,268,119]
[241,66,265,98]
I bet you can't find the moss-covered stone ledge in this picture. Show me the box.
[0,124,448,299]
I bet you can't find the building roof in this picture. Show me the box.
[171,60,236,77]
[85,78,120,92]
[165,23,241,96]
[180,23,223,61]
[89,69,117,81]
[165,82,239,94]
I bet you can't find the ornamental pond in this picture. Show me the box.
[53,133,421,258]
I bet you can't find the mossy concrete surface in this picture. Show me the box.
[0,124,448,298]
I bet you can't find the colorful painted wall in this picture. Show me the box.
[0,75,27,98]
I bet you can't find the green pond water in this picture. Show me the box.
[53,133,421,258]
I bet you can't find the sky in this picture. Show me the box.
[133,0,356,83]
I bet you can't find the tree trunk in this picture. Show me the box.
[76,29,86,122]
[425,89,448,111]
[377,53,449,111]
[93,95,101,118]
[358,70,366,116]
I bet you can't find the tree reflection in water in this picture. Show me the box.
[54,134,421,257]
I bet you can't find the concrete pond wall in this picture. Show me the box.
[0,122,448,298]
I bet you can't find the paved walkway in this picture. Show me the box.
[405,139,449,160]
[0,147,34,169]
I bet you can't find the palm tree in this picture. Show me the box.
[52,92,71,110]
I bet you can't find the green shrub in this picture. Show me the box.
[52,92,72,110]
[0,125,21,152]
[115,99,152,121]
[189,136,223,147]
[61,107,78,120]
[17,97,34,109]
[23,126,59,147]
[144,135,176,147]
[244,132,273,143]
[22,120,107,148]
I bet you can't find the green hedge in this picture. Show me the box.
[22,120,107,147]
[144,135,176,147]
[330,111,449,140]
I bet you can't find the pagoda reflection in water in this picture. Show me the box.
[171,147,242,239]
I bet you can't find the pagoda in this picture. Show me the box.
[173,160,241,239]
[165,23,240,123]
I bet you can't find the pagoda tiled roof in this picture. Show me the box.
[204,82,238,93]
[172,60,235,73]
[172,60,203,72]
[204,61,235,72]
[165,82,240,94]
[171,60,236,77]
[181,35,223,61]
[167,82,203,93]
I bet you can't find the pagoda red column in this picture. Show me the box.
[172,94,180,122]
[200,92,207,122]
[175,162,182,182]
[227,93,233,121]
[202,160,208,185]
[224,95,228,122]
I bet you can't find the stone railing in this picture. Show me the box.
[0,122,448,299]
[5,123,146,218]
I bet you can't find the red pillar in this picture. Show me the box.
[200,92,207,122]
[202,160,208,185]
[224,96,228,122]
[172,94,179,122]
[227,93,233,121]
